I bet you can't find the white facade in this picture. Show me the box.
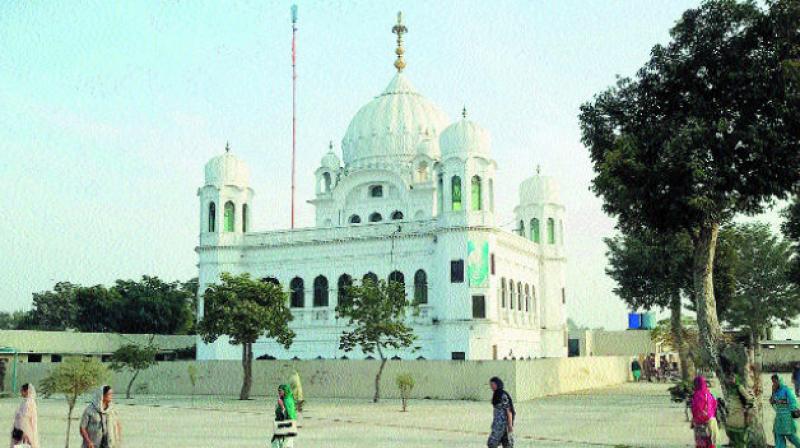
[196,26,568,361]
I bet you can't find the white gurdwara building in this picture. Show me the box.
[196,15,567,361]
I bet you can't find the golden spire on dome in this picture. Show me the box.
[225,141,230,153]
[391,11,407,73]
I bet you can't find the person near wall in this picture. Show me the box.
[722,372,754,448]
[487,377,515,448]
[10,383,38,448]
[631,358,642,382]
[770,374,800,448]
[79,385,121,448]
[690,376,718,448]
[792,363,800,398]
[271,384,297,448]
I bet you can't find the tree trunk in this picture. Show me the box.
[240,342,253,400]
[693,223,766,447]
[126,369,141,399]
[746,331,767,447]
[373,346,387,403]
[65,398,75,448]
[669,293,690,381]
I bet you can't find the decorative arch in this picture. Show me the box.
[451,175,462,211]
[262,277,280,287]
[391,210,404,220]
[349,215,361,224]
[471,175,482,211]
[501,278,507,308]
[547,218,556,244]
[530,218,540,243]
[337,274,352,302]
[525,284,530,312]
[224,201,235,232]
[290,277,304,308]
[363,272,378,285]
[322,172,332,192]
[414,270,428,304]
[242,204,249,233]
[437,174,444,214]
[313,275,329,307]
[517,282,524,311]
[388,271,405,289]
[508,279,514,309]
[519,220,525,237]
[416,161,429,182]
[369,212,383,223]
[208,202,216,232]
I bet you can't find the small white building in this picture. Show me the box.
[196,14,567,361]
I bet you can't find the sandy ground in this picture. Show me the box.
[0,378,788,448]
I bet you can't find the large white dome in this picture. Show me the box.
[520,171,561,205]
[341,74,450,169]
[204,151,250,187]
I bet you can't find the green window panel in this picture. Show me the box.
[547,218,555,244]
[530,218,540,243]
[208,202,216,232]
[471,176,482,211]
[451,176,462,211]
[224,201,235,232]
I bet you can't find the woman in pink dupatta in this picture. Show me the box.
[691,376,718,448]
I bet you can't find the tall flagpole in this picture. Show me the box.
[291,4,298,229]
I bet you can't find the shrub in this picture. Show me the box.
[396,373,415,412]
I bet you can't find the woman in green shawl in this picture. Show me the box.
[272,384,297,448]
[722,371,754,448]
[770,375,800,448]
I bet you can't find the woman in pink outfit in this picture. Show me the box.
[691,376,718,448]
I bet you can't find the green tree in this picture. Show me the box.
[0,310,37,330]
[74,285,118,333]
[396,373,415,412]
[197,272,294,400]
[580,1,800,444]
[40,357,109,448]
[109,341,159,399]
[337,278,418,403]
[110,276,194,334]
[30,281,80,330]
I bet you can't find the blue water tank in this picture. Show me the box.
[641,312,656,330]
[628,313,642,330]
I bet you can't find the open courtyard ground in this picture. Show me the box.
[0,378,786,447]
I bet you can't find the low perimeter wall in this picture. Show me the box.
[8,356,630,401]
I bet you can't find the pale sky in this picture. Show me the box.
[3,0,791,333]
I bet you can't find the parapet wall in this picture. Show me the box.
[8,356,630,401]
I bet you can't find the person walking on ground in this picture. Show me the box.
[770,374,800,448]
[690,376,718,448]
[792,363,800,398]
[271,384,297,448]
[721,372,754,448]
[79,385,121,448]
[487,377,515,448]
[631,358,642,382]
[10,383,38,448]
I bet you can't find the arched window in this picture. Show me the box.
[451,176,462,211]
[224,201,235,232]
[363,272,378,285]
[323,172,332,192]
[518,282,524,311]
[242,204,248,233]
[417,162,428,182]
[369,212,383,223]
[532,286,537,317]
[530,218,540,243]
[501,278,506,308]
[471,176,482,211]
[290,277,304,308]
[263,277,280,287]
[337,274,352,302]
[525,284,530,312]
[414,270,428,304]
[519,220,525,237]
[349,215,361,224]
[547,218,556,244]
[370,185,383,198]
[388,271,405,290]
[437,174,444,214]
[208,202,216,232]
[313,275,329,307]
[391,210,404,220]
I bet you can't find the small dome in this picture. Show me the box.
[204,149,250,187]
[414,136,440,158]
[439,112,491,159]
[342,73,450,168]
[321,144,341,170]
[519,169,561,205]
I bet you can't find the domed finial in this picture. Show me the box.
[391,11,408,73]
[328,140,334,152]
[536,164,541,175]
[225,141,230,153]
[462,106,467,119]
